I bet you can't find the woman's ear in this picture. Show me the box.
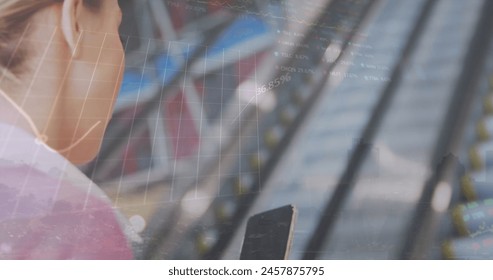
[61,0,83,57]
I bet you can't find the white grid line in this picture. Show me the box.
[0,23,31,83]
[10,27,58,217]
[169,44,191,202]
[0,23,32,158]
[238,50,242,194]
[80,33,110,209]
[218,49,225,196]
[114,39,152,207]
[48,30,87,210]
[254,52,262,193]
[144,41,172,204]
[194,46,208,198]
[102,36,131,207]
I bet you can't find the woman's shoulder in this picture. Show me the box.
[0,164,133,259]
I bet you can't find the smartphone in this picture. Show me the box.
[240,205,297,260]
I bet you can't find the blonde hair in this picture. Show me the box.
[0,0,100,82]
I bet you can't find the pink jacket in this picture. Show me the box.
[0,123,138,259]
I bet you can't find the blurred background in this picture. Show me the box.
[79,0,493,259]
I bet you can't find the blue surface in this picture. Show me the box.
[119,52,181,99]
[119,71,153,97]
[155,53,181,84]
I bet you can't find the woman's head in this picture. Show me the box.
[0,0,123,164]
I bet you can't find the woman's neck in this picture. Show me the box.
[0,79,62,149]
